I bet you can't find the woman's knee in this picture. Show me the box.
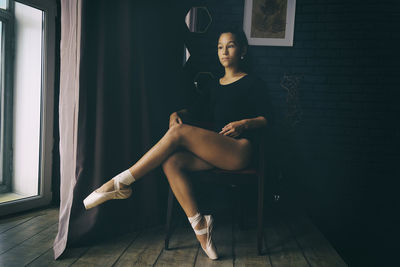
[162,152,186,173]
[166,124,186,146]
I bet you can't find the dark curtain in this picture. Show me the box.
[67,0,187,248]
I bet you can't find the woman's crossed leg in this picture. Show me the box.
[98,123,253,193]
[130,123,253,179]
[97,124,252,199]
[94,123,253,254]
[99,124,252,192]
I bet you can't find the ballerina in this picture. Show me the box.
[83,26,270,260]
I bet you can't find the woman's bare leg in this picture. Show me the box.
[162,150,215,251]
[130,123,252,177]
[96,124,252,249]
[98,123,252,191]
[162,150,215,216]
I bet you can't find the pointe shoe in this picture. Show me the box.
[83,176,132,210]
[189,214,218,260]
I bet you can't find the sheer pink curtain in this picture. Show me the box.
[53,0,81,259]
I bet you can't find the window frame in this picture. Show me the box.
[0,0,56,216]
[0,0,14,194]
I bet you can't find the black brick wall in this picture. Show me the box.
[186,0,400,265]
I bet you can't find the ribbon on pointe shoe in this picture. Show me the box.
[114,169,135,186]
[188,213,218,260]
[83,172,133,210]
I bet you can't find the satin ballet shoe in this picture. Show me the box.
[83,176,132,210]
[189,213,218,260]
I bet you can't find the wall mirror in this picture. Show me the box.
[185,6,212,33]
[183,43,191,66]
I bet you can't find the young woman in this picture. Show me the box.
[83,26,271,260]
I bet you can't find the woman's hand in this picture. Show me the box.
[169,112,183,128]
[219,120,247,138]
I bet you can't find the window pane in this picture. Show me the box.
[4,2,43,202]
[0,0,7,10]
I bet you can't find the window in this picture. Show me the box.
[0,0,56,216]
[0,0,13,196]
[0,0,8,10]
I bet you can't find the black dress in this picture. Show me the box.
[186,73,273,147]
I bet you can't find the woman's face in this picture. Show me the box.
[217,32,242,68]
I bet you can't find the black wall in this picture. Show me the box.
[50,0,399,265]
[185,0,399,266]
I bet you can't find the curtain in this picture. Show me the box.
[54,0,187,259]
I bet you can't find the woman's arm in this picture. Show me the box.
[219,116,267,138]
[241,116,267,130]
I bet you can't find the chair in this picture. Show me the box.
[164,128,267,255]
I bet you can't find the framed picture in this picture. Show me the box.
[243,0,296,46]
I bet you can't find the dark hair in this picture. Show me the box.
[217,25,251,73]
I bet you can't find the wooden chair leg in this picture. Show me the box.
[165,187,174,250]
[257,172,265,255]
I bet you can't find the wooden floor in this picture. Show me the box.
[0,203,347,267]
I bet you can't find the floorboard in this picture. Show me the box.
[280,207,348,267]
[27,246,90,267]
[234,223,271,267]
[0,215,36,234]
[0,223,58,267]
[71,231,139,267]
[0,207,56,233]
[154,225,199,267]
[113,226,165,266]
[265,211,310,267]
[0,204,348,266]
[0,208,58,255]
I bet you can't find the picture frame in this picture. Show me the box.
[243,0,296,46]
